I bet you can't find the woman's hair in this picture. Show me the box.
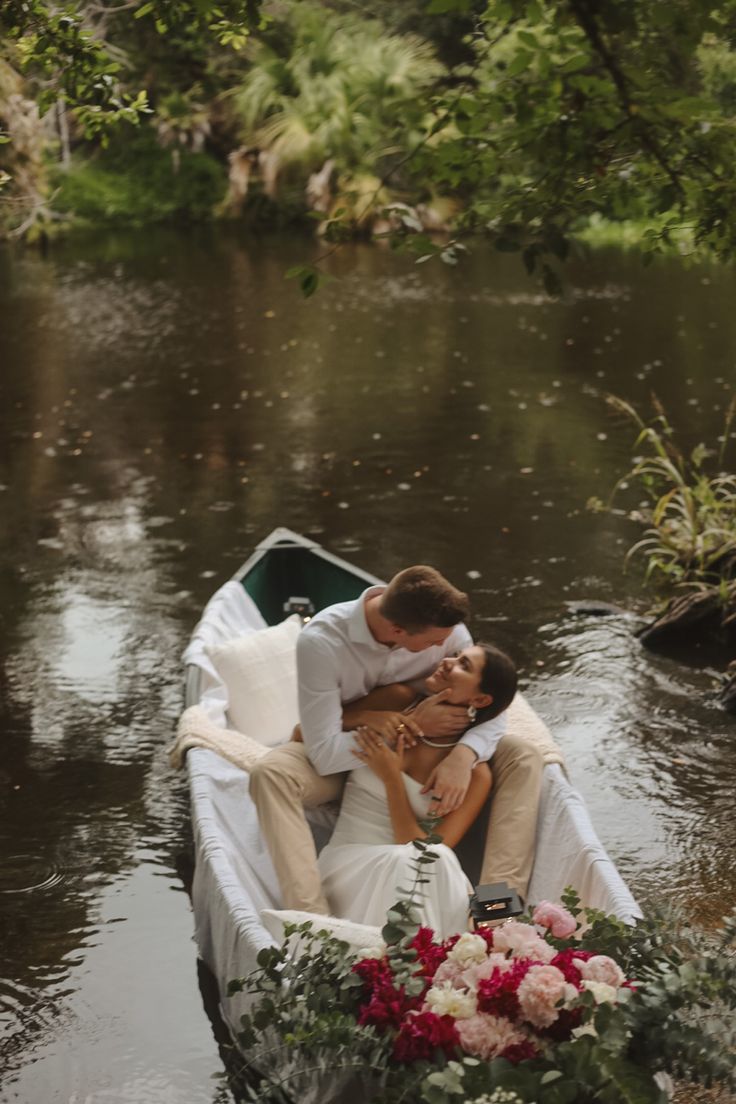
[472,643,518,724]
[379,565,470,632]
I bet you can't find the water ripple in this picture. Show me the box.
[0,854,66,895]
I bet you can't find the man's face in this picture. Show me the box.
[391,624,454,653]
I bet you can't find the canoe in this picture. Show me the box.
[181,526,641,1050]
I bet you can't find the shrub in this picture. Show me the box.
[53,127,227,226]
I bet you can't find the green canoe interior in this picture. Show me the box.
[240,545,373,624]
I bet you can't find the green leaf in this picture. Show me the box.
[542,263,563,296]
[506,50,533,77]
[541,1070,564,1084]
[427,0,472,12]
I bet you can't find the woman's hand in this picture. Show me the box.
[350,710,421,747]
[354,726,405,782]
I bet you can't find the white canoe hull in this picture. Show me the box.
[182,529,641,1044]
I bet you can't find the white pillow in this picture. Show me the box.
[204,616,301,746]
[261,908,383,953]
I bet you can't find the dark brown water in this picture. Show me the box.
[1,229,734,1102]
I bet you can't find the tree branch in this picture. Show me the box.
[567,0,685,198]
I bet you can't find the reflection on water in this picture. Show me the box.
[0,228,734,1101]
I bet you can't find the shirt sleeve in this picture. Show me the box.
[459,711,507,763]
[295,631,362,776]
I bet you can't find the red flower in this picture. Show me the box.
[393,1011,460,1063]
[358,988,409,1032]
[538,1005,583,1042]
[410,927,447,978]
[477,959,534,1021]
[352,956,393,987]
[550,948,589,987]
[501,1038,539,1064]
[353,956,420,1032]
[474,927,496,952]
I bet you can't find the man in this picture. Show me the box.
[249,565,543,914]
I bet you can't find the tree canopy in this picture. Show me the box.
[4,0,736,288]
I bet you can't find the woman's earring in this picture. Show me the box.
[466,704,477,722]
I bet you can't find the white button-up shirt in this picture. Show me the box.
[297,586,507,775]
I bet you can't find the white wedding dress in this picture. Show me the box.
[318,766,472,939]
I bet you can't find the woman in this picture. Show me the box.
[317,644,517,937]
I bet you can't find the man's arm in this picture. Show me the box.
[459,712,507,764]
[421,712,508,815]
[295,632,363,776]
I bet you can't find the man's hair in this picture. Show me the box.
[474,643,518,722]
[379,565,470,633]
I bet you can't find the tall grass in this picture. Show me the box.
[599,395,736,617]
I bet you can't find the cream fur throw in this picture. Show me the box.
[507,692,566,769]
[169,704,274,772]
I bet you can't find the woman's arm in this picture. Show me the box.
[354,730,492,848]
[430,763,492,848]
[354,729,424,844]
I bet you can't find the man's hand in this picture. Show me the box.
[421,744,476,816]
[354,710,422,747]
[412,690,468,739]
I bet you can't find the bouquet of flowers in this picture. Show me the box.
[230,848,735,1104]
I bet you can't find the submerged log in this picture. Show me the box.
[565,599,632,617]
[720,662,736,715]
[638,590,725,647]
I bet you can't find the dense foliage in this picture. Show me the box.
[5,0,736,286]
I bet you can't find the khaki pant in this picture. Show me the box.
[250,721,548,912]
[479,729,544,898]
[249,743,344,914]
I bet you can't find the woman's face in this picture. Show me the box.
[425,645,488,705]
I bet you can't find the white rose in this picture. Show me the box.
[563,982,580,1006]
[582,980,617,1004]
[358,941,387,960]
[424,981,478,1019]
[446,932,488,966]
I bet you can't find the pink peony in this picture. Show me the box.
[456,1012,530,1061]
[493,921,555,963]
[517,964,572,1029]
[432,959,468,988]
[532,900,578,939]
[579,954,626,988]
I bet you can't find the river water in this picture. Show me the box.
[0,230,734,1103]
